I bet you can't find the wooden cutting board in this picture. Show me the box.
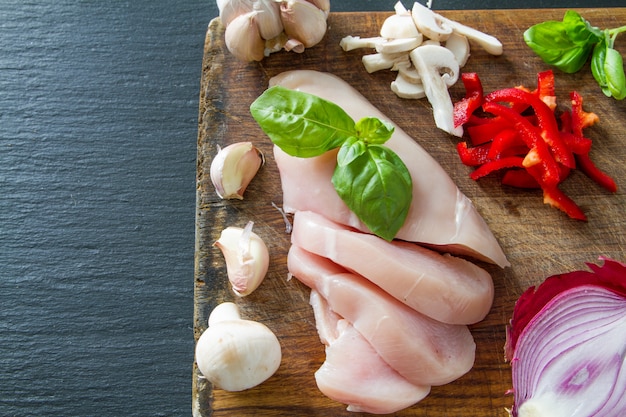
[193,8,626,416]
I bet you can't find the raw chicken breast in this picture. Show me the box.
[310,290,431,414]
[269,70,509,268]
[288,245,476,386]
[291,210,494,325]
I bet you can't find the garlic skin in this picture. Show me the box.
[210,141,263,200]
[224,11,265,62]
[196,302,282,391]
[252,0,283,41]
[280,0,327,48]
[214,221,269,297]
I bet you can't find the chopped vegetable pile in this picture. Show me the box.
[453,70,617,221]
[505,257,626,417]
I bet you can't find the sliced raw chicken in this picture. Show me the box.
[291,210,494,325]
[288,245,476,386]
[310,290,431,414]
[269,69,509,268]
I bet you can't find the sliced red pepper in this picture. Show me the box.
[466,116,512,146]
[485,88,575,169]
[570,90,599,137]
[456,141,491,166]
[454,73,484,128]
[470,156,525,180]
[535,69,557,110]
[542,185,587,221]
[502,169,540,189]
[576,153,618,193]
[488,128,526,160]
[482,101,561,187]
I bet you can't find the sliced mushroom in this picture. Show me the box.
[411,1,453,42]
[375,37,423,54]
[445,32,470,67]
[392,59,421,84]
[442,17,503,56]
[410,44,462,136]
[380,13,422,40]
[391,72,426,99]
[362,52,409,73]
[339,35,386,51]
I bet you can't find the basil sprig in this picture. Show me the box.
[250,86,412,241]
[524,10,626,100]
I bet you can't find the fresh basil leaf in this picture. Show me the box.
[591,34,612,97]
[524,11,600,73]
[250,86,356,157]
[604,48,626,100]
[355,117,395,144]
[336,137,367,167]
[332,144,412,241]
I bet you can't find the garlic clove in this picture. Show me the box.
[218,0,254,27]
[214,221,269,297]
[224,11,266,62]
[210,141,264,200]
[305,0,330,16]
[280,0,327,49]
[252,0,283,40]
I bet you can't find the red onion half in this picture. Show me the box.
[505,257,626,417]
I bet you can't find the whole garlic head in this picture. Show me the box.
[214,221,269,297]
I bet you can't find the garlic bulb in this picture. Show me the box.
[210,141,264,200]
[214,221,269,297]
[216,0,330,62]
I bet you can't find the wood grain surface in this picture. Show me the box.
[193,9,626,416]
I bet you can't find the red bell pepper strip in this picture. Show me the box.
[487,128,526,160]
[570,90,599,137]
[534,69,557,110]
[576,153,618,193]
[456,141,491,166]
[542,185,587,221]
[470,156,525,181]
[485,87,575,169]
[482,101,561,187]
[454,73,484,128]
[502,170,540,189]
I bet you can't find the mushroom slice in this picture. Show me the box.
[391,72,426,99]
[362,52,409,73]
[375,37,423,54]
[411,1,453,42]
[442,17,503,56]
[339,35,386,51]
[392,59,421,84]
[410,44,462,136]
[380,13,422,40]
[445,32,470,67]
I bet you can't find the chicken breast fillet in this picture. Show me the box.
[270,69,509,268]
[291,210,494,325]
[288,245,476,386]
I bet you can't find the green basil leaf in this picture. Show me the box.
[524,11,600,73]
[604,48,626,100]
[336,137,367,167]
[332,144,412,241]
[591,34,612,97]
[355,117,395,144]
[250,86,356,157]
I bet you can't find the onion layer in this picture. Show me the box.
[505,257,626,417]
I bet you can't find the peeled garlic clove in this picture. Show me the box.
[224,11,265,62]
[214,221,270,297]
[210,142,263,200]
[253,0,283,40]
[280,0,327,49]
